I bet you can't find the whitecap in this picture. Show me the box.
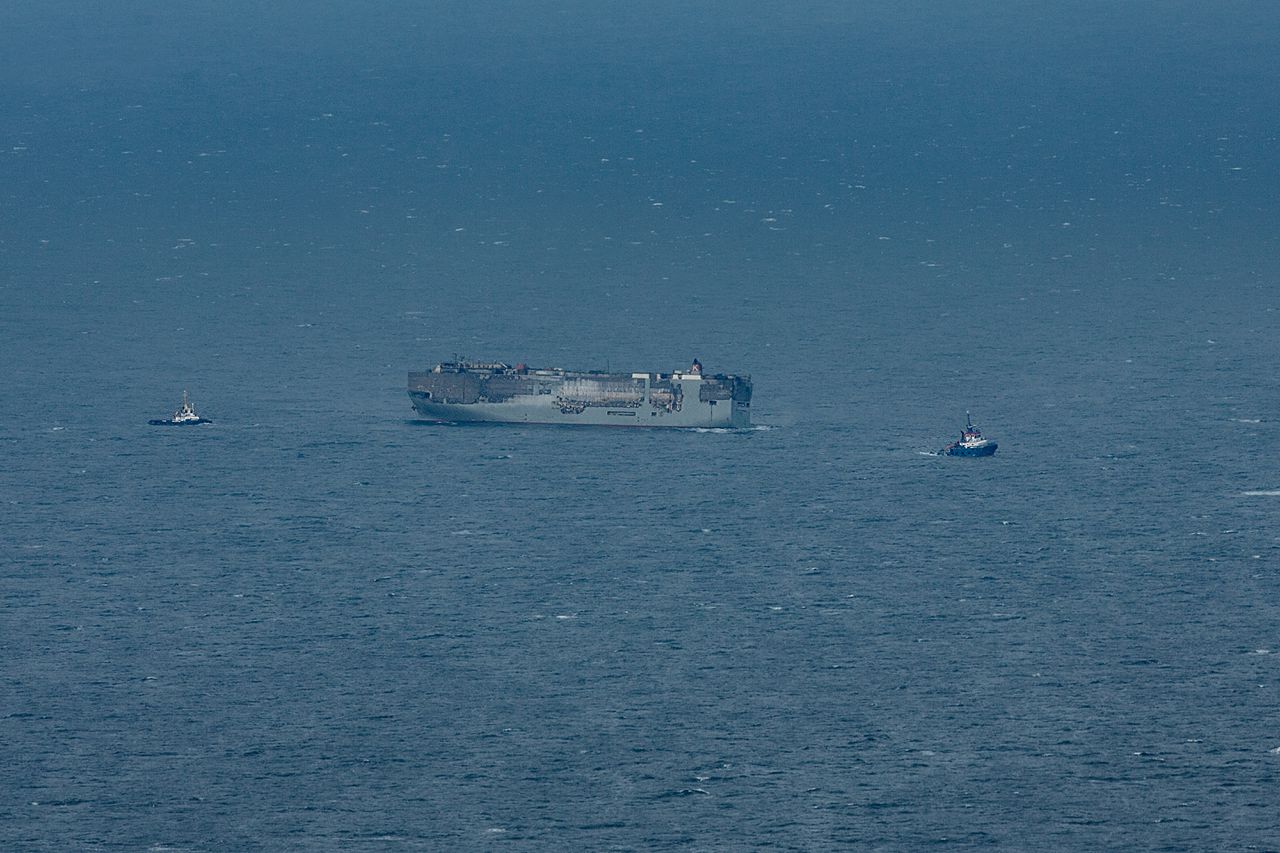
[1241,490,1280,496]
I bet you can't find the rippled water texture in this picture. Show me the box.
[3,2,1280,849]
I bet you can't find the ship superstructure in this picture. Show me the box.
[408,359,751,428]
[149,390,212,426]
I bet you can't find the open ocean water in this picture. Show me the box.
[3,2,1280,850]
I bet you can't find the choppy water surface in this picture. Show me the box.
[3,3,1280,849]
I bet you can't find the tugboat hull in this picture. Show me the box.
[944,441,997,457]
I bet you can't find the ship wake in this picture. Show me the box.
[689,424,774,434]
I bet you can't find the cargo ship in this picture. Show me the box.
[408,358,752,428]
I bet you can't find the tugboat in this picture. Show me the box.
[942,411,996,456]
[149,390,212,426]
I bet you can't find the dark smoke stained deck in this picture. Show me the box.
[409,360,752,428]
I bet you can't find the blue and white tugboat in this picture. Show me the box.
[942,411,996,457]
[149,390,212,426]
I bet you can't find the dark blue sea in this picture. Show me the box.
[4,2,1280,849]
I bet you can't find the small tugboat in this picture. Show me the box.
[149,390,212,426]
[942,411,996,457]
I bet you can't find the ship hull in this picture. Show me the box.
[410,393,748,428]
[944,441,997,457]
[409,364,751,429]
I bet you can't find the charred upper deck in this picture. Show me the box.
[408,360,752,412]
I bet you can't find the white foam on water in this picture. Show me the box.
[690,424,775,434]
[1241,490,1280,496]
